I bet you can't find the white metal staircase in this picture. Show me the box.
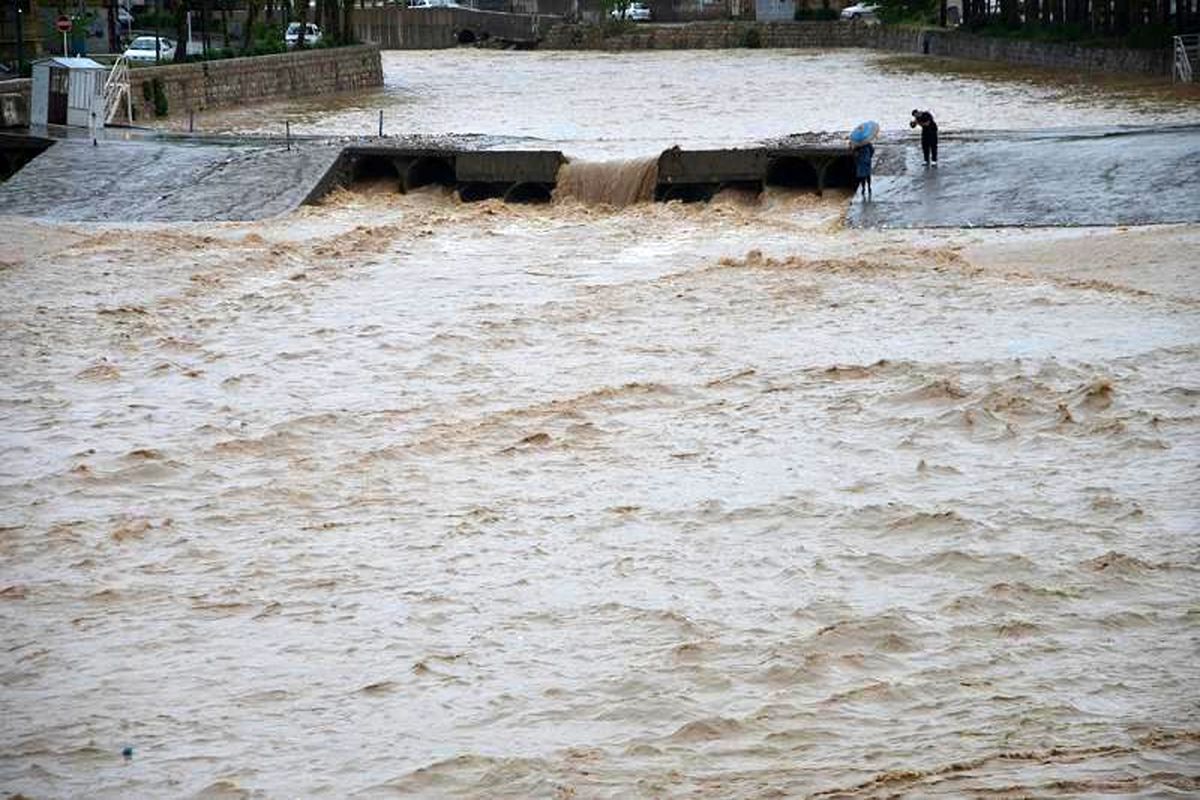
[103,55,133,125]
[1174,34,1198,83]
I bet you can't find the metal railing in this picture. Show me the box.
[103,55,133,125]
[1173,34,1198,83]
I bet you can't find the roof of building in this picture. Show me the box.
[34,57,108,70]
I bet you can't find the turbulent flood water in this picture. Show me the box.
[4,50,1200,798]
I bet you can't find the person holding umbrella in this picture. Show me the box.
[849,120,878,201]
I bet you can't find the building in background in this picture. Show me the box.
[30,54,104,125]
[1,0,43,72]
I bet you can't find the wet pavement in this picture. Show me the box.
[848,125,1200,228]
[2,124,1198,226]
[0,135,342,222]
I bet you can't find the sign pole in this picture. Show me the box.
[57,15,73,56]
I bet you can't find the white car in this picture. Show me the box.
[840,2,880,19]
[123,35,175,63]
[285,22,323,48]
[611,1,652,20]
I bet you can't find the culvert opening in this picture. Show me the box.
[350,155,402,192]
[657,183,716,203]
[459,182,507,203]
[765,157,819,190]
[504,182,553,204]
[404,157,456,192]
[823,155,857,190]
[717,180,763,197]
[457,29,477,45]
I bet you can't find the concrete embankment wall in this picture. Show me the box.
[922,29,1168,75]
[541,21,1169,76]
[127,45,383,121]
[0,79,32,128]
[353,7,553,50]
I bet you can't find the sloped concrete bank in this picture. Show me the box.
[540,21,1170,76]
[125,45,383,122]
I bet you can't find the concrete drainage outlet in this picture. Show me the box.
[821,155,858,190]
[658,183,717,203]
[503,182,553,204]
[350,155,402,191]
[765,156,819,190]
[404,157,456,192]
[458,182,507,202]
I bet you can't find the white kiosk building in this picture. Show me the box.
[30,57,107,128]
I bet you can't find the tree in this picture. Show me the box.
[243,0,260,51]
[173,0,190,62]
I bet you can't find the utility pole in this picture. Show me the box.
[14,0,25,75]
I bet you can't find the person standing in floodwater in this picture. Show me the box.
[853,142,874,200]
[911,109,938,166]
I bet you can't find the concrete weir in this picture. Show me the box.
[310,145,567,204]
[4,126,1196,226]
[310,143,858,205]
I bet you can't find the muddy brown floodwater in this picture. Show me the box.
[3,50,1200,799]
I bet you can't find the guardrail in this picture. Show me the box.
[1173,34,1197,83]
[103,55,133,125]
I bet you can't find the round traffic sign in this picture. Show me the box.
[55,15,72,32]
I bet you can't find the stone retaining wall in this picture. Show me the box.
[542,20,917,51]
[353,7,554,50]
[541,21,1169,76]
[923,30,1168,75]
[127,44,383,122]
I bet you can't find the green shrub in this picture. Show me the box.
[877,0,938,24]
[741,26,762,48]
[152,78,168,117]
[601,18,635,37]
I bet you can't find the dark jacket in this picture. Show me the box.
[854,143,874,178]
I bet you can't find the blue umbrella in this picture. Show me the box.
[849,120,879,146]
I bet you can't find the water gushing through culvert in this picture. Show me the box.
[553,157,659,206]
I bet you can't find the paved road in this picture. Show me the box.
[847,126,1200,228]
[0,135,341,222]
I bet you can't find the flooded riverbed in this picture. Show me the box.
[3,49,1199,798]
[173,49,1200,157]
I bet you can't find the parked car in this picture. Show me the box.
[840,2,879,19]
[123,35,175,63]
[611,1,652,20]
[285,22,323,48]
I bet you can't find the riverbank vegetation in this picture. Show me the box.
[154,0,360,63]
[880,0,1197,48]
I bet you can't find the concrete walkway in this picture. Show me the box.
[847,126,1200,228]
